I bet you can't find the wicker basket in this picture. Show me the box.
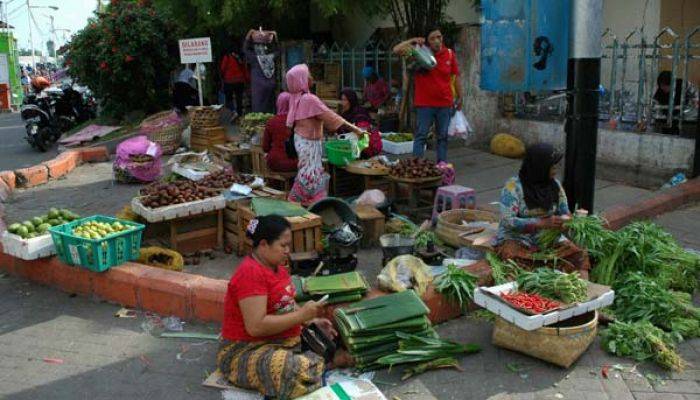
[435,208,498,249]
[189,106,221,128]
[140,111,183,155]
[492,311,598,368]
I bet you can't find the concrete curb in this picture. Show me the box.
[1,174,698,324]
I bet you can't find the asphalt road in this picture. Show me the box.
[0,112,58,171]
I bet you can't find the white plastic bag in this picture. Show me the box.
[355,189,386,207]
[448,110,472,140]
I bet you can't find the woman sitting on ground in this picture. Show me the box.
[496,143,590,279]
[217,215,352,399]
[263,92,298,172]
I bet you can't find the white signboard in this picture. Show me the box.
[178,37,212,64]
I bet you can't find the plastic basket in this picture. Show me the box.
[325,140,357,166]
[48,215,145,272]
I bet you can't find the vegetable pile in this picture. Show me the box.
[139,181,218,208]
[516,268,588,304]
[8,209,80,239]
[71,220,133,240]
[414,230,441,249]
[601,320,686,371]
[385,217,417,236]
[434,263,478,310]
[500,292,560,314]
[241,112,274,124]
[384,133,413,143]
[390,158,441,179]
[486,252,522,285]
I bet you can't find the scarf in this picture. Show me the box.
[276,92,291,115]
[518,143,563,212]
[340,88,371,125]
[285,64,330,128]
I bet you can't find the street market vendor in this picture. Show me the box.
[495,143,590,279]
[218,215,353,399]
[285,64,365,206]
[263,92,298,172]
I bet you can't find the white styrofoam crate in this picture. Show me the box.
[1,231,56,260]
[473,281,615,331]
[381,139,414,155]
[131,195,226,223]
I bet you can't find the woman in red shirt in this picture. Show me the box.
[263,92,298,172]
[217,215,346,399]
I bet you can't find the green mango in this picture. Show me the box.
[22,222,35,232]
[37,223,52,234]
[48,209,60,219]
[16,226,29,237]
[48,219,60,226]
[8,223,21,233]
[31,217,43,227]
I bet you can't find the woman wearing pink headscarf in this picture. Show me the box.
[263,92,297,172]
[285,64,364,205]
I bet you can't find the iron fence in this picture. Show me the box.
[513,26,700,134]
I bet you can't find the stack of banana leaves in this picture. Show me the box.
[293,272,369,305]
[334,290,436,371]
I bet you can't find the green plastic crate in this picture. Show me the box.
[48,215,145,272]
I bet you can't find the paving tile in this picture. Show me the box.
[653,380,700,394]
[633,393,685,400]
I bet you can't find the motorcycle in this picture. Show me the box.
[21,85,97,152]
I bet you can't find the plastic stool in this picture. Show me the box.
[432,185,476,223]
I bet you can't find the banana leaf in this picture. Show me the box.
[251,198,308,217]
[334,290,429,332]
[304,272,369,295]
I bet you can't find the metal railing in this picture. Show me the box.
[513,26,700,134]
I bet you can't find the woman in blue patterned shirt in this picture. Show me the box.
[495,143,590,279]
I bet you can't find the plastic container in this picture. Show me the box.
[48,215,145,272]
[1,231,55,260]
[131,195,226,223]
[379,233,415,261]
[381,133,414,155]
[325,140,357,166]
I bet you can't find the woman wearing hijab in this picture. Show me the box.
[263,92,298,172]
[286,64,365,206]
[496,143,590,278]
[338,88,383,158]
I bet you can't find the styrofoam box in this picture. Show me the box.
[1,231,56,260]
[131,195,226,223]
[473,281,615,331]
[381,133,414,155]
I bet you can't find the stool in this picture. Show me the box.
[432,185,476,223]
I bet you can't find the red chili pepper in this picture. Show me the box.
[500,291,560,314]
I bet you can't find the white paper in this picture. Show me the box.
[230,183,252,196]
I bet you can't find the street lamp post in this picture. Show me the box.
[24,1,57,70]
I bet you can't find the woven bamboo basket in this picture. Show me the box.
[189,106,221,128]
[140,111,183,155]
[435,208,498,249]
[492,311,598,368]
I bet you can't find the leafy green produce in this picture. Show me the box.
[485,252,523,285]
[601,320,686,371]
[516,268,587,304]
[613,273,700,339]
[385,133,413,143]
[433,264,478,310]
[385,217,417,236]
[400,357,461,381]
[414,230,442,249]
[377,332,480,367]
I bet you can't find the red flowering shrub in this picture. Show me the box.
[64,0,179,118]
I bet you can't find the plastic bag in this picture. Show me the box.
[355,189,386,208]
[436,162,455,186]
[113,136,162,183]
[448,110,472,140]
[377,255,433,296]
[138,247,184,272]
[490,133,526,158]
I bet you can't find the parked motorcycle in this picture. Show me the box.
[21,85,97,152]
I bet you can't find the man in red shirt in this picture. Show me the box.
[394,28,462,162]
[220,47,249,121]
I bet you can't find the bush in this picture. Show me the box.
[64,0,180,119]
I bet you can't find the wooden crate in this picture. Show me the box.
[316,82,338,100]
[354,205,385,248]
[223,187,286,248]
[149,210,224,254]
[191,126,227,152]
[237,204,323,256]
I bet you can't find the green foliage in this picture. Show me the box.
[601,320,686,371]
[433,264,478,310]
[485,252,523,285]
[516,268,588,304]
[65,0,180,119]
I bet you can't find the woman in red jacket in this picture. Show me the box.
[263,92,298,172]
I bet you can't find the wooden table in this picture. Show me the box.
[343,160,391,193]
[388,175,442,220]
[168,210,223,254]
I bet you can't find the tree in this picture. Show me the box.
[64,0,181,119]
[19,48,42,57]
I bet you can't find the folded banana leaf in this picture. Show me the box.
[326,293,364,304]
[334,290,429,333]
[304,272,369,295]
[252,198,308,217]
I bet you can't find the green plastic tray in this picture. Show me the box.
[48,215,145,272]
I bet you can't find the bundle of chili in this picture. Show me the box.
[500,291,560,314]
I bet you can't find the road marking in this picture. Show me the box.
[0,125,24,130]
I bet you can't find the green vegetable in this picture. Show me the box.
[385,133,413,143]
[516,268,587,304]
[613,273,700,339]
[433,264,478,310]
[414,230,441,249]
[400,357,461,381]
[377,332,480,366]
[485,252,523,285]
[601,320,686,371]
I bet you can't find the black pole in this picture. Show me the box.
[694,110,700,178]
[564,59,600,212]
[563,0,602,213]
